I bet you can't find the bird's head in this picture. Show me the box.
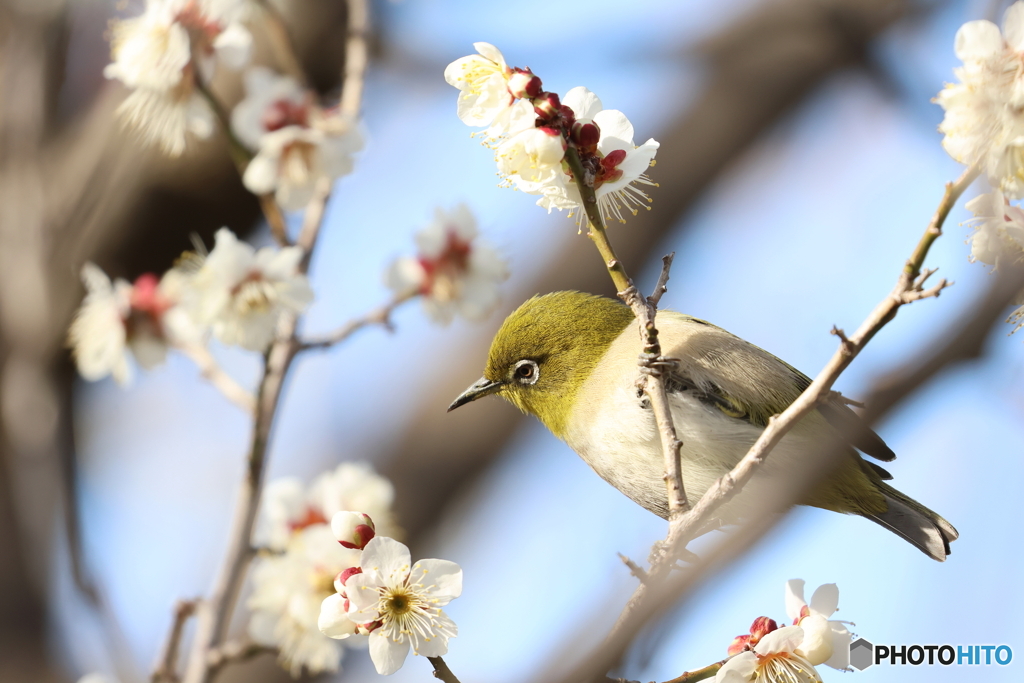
[448,291,633,438]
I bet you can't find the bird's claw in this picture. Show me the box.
[638,353,679,377]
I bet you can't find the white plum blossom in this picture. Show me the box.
[538,87,660,227]
[937,2,1024,196]
[716,626,822,683]
[784,580,853,671]
[104,0,253,156]
[68,264,196,385]
[248,463,399,676]
[249,525,361,676]
[965,189,1024,266]
[232,67,365,211]
[320,536,462,675]
[444,42,514,127]
[496,127,566,192]
[385,205,509,324]
[184,228,313,351]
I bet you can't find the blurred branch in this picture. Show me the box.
[153,599,198,683]
[299,292,414,351]
[180,344,257,415]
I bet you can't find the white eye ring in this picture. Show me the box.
[513,359,539,385]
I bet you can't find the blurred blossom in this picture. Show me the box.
[715,625,822,683]
[68,264,196,385]
[104,0,253,155]
[320,536,462,676]
[386,205,509,324]
[784,580,853,671]
[937,2,1024,196]
[181,228,313,351]
[234,67,364,211]
[965,189,1024,266]
[249,463,399,676]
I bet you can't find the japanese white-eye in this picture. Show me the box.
[448,291,957,561]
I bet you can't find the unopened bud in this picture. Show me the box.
[507,68,542,99]
[750,616,778,640]
[331,511,375,549]
[356,619,383,636]
[532,92,562,120]
[728,634,752,656]
[333,566,363,593]
[571,121,600,149]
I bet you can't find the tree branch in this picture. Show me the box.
[152,599,198,682]
[299,292,414,351]
[428,656,463,683]
[179,344,256,415]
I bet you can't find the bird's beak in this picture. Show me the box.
[447,377,504,412]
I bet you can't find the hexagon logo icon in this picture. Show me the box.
[850,638,874,671]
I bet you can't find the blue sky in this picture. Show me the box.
[66,1,1023,681]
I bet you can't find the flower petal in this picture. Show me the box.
[755,625,803,655]
[319,594,356,639]
[954,20,1004,62]
[409,558,463,605]
[715,652,757,682]
[785,579,807,621]
[808,584,839,617]
[360,536,412,587]
[368,630,410,675]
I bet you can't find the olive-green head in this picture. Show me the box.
[447,291,633,438]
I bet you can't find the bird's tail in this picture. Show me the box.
[863,482,959,562]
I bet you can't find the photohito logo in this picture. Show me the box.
[849,638,1012,670]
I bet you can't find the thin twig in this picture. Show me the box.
[605,163,979,642]
[152,599,198,682]
[662,658,729,683]
[617,553,648,583]
[648,253,675,307]
[427,656,463,683]
[565,146,689,540]
[180,344,257,415]
[299,292,414,351]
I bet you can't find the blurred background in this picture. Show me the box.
[1,0,1022,681]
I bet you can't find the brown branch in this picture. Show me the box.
[179,344,256,415]
[428,656,463,683]
[648,253,675,307]
[254,0,306,83]
[341,0,370,120]
[152,599,198,683]
[564,147,689,539]
[205,640,276,675]
[617,553,648,583]
[662,658,729,683]
[299,292,414,351]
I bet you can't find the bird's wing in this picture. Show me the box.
[658,312,896,462]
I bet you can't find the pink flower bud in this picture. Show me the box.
[750,616,779,640]
[728,634,752,656]
[333,566,363,593]
[507,68,542,99]
[532,92,562,119]
[331,511,375,549]
[571,121,600,149]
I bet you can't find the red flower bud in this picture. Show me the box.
[507,68,542,99]
[571,121,601,150]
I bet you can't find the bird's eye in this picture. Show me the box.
[513,359,539,385]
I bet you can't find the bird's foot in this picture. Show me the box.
[638,353,679,377]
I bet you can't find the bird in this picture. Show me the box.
[447,291,958,561]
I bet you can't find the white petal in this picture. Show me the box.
[1005,3,1024,52]
[795,614,833,666]
[411,630,448,658]
[824,622,852,670]
[360,536,411,587]
[593,109,634,145]
[369,630,410,675]
[385,258,426,295]
[344,574,382,622]
[562,86,603,121]
[213,22,252,69]
[755,625,804,655]
[715,653,757,682]
[319,594,356,639]
[808,583,839,617]
[243,155,278,196]
[785,579,807,621]
[472,42,506,69]
[409,559,462,605]
[954,20,1004,62]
